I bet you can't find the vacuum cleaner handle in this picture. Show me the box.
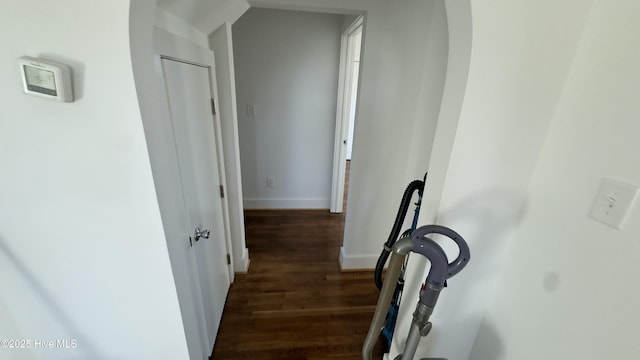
[363,225,470,360]
[411,225,470,287]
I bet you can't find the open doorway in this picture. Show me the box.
[330,17,363,214]
[232,9,364,211]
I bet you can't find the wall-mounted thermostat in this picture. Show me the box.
[19,56,73,102]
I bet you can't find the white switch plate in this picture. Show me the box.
[247,104,256,116]
[589,178,639,229]
[266,176,275,189]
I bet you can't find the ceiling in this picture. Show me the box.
[156,0,250,34]
[156,0,364,34]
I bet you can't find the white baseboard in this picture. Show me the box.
[233,247,250,273]
[243,198,330,209]
[339,247,378,270]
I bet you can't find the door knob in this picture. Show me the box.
[194,227,211,242]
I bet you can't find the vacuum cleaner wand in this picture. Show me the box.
[362,225,470,360]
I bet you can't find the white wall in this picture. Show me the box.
[0,2,188,359]
[390,1,594,359]
[341,14,359,33]
[340,0,450,269]
[470,1,640,359]
[233,8,344,209]
[400,1,448,184]
[210,24,251,272]
[158,0,250,35]
[155,6,209,48]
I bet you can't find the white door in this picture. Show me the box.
[330,17,363,213]
[161,58,230,356]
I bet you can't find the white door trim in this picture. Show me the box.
[209,24,250,274]
[330,16,363,213]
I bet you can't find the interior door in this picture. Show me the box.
[161,58,230,355]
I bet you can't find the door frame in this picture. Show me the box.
[330,16,364,213]
[152,27,234,359]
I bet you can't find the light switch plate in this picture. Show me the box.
[247,104,256,116]
[266,176,275,189]
[589,178,639,229]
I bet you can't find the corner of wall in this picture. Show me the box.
[339,246,379,270]
[234,247,251,273]
[154,6,209,48]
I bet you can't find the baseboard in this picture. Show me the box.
[233,247,250,273]
[243,198,330,209]
[339,246,378,270]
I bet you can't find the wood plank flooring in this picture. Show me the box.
[211,209,385,359]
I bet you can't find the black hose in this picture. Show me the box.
[374,179,424,290]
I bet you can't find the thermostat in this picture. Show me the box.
[19,56,73,102]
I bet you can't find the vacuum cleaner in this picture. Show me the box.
[374,174,427,348]
[363,224,470,359]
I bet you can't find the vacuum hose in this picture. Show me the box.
[374,179,425,290]
[363,226,471,360]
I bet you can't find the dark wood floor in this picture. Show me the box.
[211,208,385,359]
